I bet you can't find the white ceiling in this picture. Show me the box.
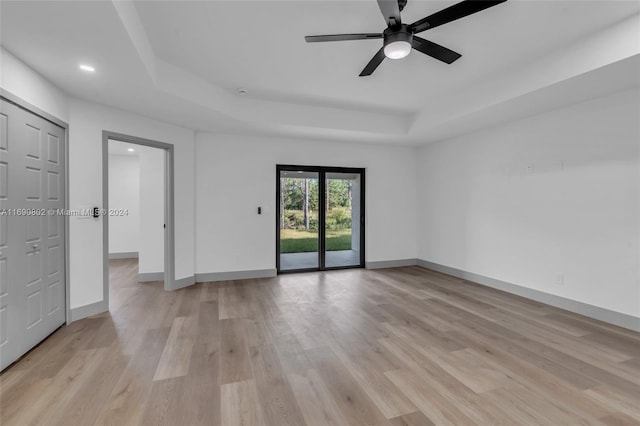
[1,1,639,145]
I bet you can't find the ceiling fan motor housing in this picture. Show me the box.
[383,24,413,47]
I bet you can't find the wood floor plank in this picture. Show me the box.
[389,410,436,426]
[449,310,604,390]
[585,385,640,422]
[287,369,352,426]
[328,340,417,419]
[219,318,253,385]
[178,340,221,426]
[139,376,186,426]
[93,327,171,426]
[3,349,100,425]
[197,300,220,344]
[305,346,393,425]
[0,377,53,424]
[200,282,219,302]
[46,346,130,426]
[486,306,633,365]
[153,315,197,381]
[484,387,584,425]
[249,344,307,425]
[219,285,253,319]
[600,411,640,426]
[0,317,104,410]
[380,339,513,425]
[221,379,265,426]
[458,346,614,421]
[2,259,639,425]
[545,312,640,343]
[271,332,313,374]
[384,368,476,425]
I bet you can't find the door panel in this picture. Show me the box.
[26,291,42,328]
[278,169,319,271]
[26,215,41,242]
[26,250,41,284]
[0,99,66,371]
[0,113,7,150]
[48,281,62,315]
[25,167,41,199]
[47,171,60,201]
[47,133,59,164]
[0,304,7,348]
[25,124,40,159]
[0,163,6,198]
[47,214,60,239]
[325,172,362,268]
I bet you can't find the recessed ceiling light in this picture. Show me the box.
[79,64,95,72]
[127,148,135,152]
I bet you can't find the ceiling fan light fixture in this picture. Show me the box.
[383,27,413,60]
[384,40,411,59]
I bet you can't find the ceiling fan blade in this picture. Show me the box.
[377,0,402,26]
[359,47,386,77]
[410,0,507,34]
[412,36,461,64]
[305,33,383,43]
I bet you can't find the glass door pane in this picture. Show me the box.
[279,169,319,271]
[325,172,361,268]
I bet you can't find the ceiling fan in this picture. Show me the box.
[305,0,507,76]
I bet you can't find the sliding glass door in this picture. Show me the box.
[277,165,365,273]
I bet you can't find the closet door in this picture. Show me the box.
[0,99,66,371]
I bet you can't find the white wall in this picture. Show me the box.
[68,99,195,309]
[194,134,418,274]
[0,46,69,122]
[137,145,164,274]
[417,88,640,318]
[108,154,140,254]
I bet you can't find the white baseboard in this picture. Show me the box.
[417,259,640,332]
[138,272,164,282]
[108,251,138,259]
[69,300,108,322]
[171,276,196,290]
[195,269,277,282]
[366,258,417,269]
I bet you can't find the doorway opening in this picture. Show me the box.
[102,132,175,313]
[276,165,365,273]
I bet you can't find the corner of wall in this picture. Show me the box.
[0,46,69,122]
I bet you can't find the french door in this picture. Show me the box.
[276,165,365,273]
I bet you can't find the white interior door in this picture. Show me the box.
[0,99,66,371]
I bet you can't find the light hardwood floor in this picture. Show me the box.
[1,259,639,425]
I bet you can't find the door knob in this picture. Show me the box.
[32,243,39,251]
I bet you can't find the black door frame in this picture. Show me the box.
[276,164,365,274]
